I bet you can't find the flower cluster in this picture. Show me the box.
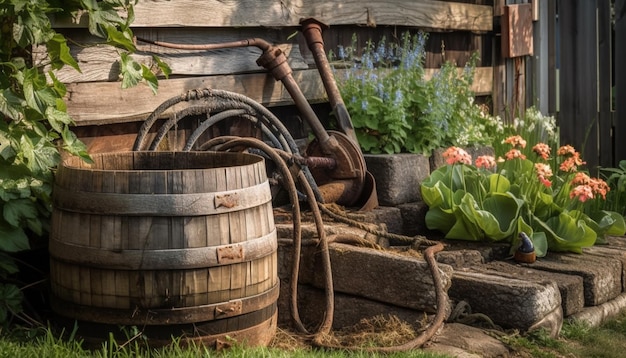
[421,136,625,256]
[443,146,472,165]
[333,32,500,154]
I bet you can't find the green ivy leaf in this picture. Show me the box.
[119,52,143,89]
[46,33,81,72]
[0,89,25,121]
[141,64,158,95]
[0,221,30,252]
[61,125,92,163]
[3,198,38,228]
[152,55,172,79]
[104,24,136,52]
[0,283,24,324]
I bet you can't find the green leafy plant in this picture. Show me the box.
[333,32,499,154]
[421,138,626,255]
[600,160,626,217]
[0,0,169,326]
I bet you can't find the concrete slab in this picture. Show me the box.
[449,270,562,331]
[583,245,626,291]
[480,261,584,316]
[519,252,622,306]
[277,241,453,314]
[569,293,626,327]
[311,243,453,313]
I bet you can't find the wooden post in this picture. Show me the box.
[547,0,557,115]
[532,0,550,114]
[598,0,613,168]
[616,0,626,164]
[558,0,599,173]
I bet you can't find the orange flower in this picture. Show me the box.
[589,178,610,200]
[532,143,551,160]
[534,163,553,178]
[569,185,594,203]
[442,146,472,165]
[571,172,590,185]
[559,153,586,172]
[503,135,527,149]
[557,145,577,157]
[535,163,553,188]
[475,155,496,169]
[505,149,526,160]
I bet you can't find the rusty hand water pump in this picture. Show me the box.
[134,18,377,209]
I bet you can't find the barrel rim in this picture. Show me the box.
[60,151,265,173]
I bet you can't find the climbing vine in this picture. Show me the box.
[0,0,169,326]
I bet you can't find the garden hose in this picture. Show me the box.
[134,88,449,351]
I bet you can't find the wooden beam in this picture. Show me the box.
[615,0,626,164]
[598,0,613,168]
[558,0,599,172]
[33,28,309,83]
[51,0,493,32]
[66,67,493,126]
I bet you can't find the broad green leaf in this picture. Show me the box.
[61,126,93,163]
[46,33,81,71]
[487,173,510,194]
[536,213,597,253]
[421,180,452,208]
[105,24,136,52]
[0,283,23,323]
[425,206,456,234]
[45,107,73,132]
[0,221,30,252]
[3,198,38,229]
[0,253,19,278]
[141,64,158,94]
[119,52,143,89]
[0,89,25,121]
[152,55,171,78]
[445,206,484,241]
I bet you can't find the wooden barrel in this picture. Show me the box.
[49,151,278,347]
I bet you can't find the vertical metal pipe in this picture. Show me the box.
[300,18,358,144]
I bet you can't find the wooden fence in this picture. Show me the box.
[45,0,500,153]
[49,0,626,172]
[551,0,626,172]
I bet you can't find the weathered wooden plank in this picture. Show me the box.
[52,0,493,32]
[66,67,492,125]
[33,28,308,83]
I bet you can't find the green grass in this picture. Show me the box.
[0,325,451,358]
[7,313,626,358]
[501,311,626,358]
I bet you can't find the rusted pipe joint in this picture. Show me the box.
[256,46,292,81]
[300,18,329,48]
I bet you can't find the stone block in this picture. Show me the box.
[364,153,430,206]
[436,250,485,269]
[482,261,584,316]
[520,252,622,306]
[430,146,495,172]
[311,243,453,313]
[584,245,626,291]
[569,293,626,328]
[449,271,562,331]
[342,206,404,235]
[278,284,432,330]
[397,201,430,238]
